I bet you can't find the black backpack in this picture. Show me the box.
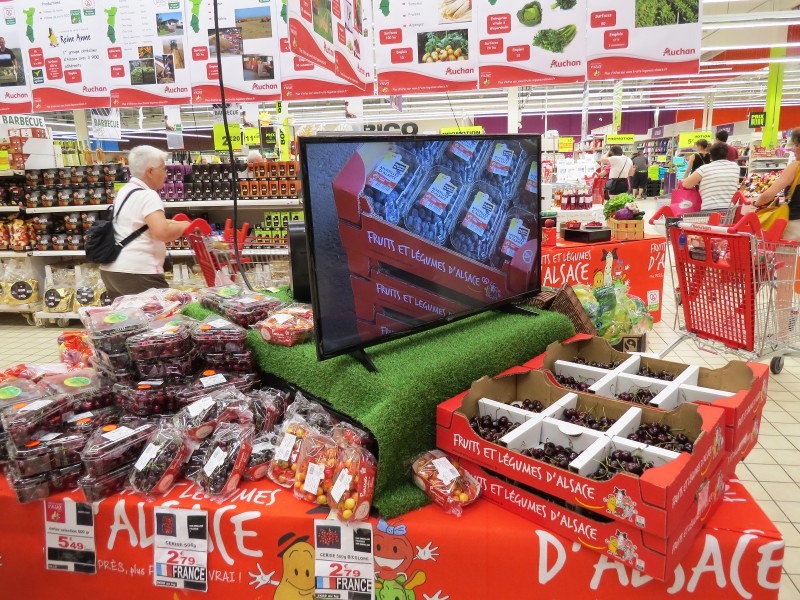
[84,188,148,264]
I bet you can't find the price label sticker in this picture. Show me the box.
[44,500,96,573]
[187,396,215,417]
[303,461,325,495]
[432,457,460,485]
[200,374,227,388]
[274,433,296,462]
[330,468,352,503]
[154,507,209,592]
[314,520,374,599]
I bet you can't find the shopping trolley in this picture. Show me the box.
[185,217,291,290]
[658,212,799,374]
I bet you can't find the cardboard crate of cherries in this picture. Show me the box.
[0,290,374,522]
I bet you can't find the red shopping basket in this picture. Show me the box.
[670,226,756,351]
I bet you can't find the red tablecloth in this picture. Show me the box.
[542,235,667,322]
[0,476,784,599]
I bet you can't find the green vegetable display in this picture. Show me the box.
[603,193,636,220]
[551,0,577,9]
[532,24,576,53]
[516,1,542,26]
[635,0,698,27]
[424,30,468,55]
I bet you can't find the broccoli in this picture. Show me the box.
[516,1,542,26]
[532,24,577,53]
[551,0,577,9]
[380,0,389,16]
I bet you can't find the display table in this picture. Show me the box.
[542,234,667,322]
[0,477,783,599]
[182,303,575,517]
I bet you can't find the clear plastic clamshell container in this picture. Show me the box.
[449,180,508,264]
[437,139,489,182]
[401,139,447,165]
[219,293,283,328]
[403,166,466,246]
[135,350,198,380]
[361,147,420,224]
[90,356,138,386]
[40,368,113,412]
[0,377,52,408]
[8,431,88,477]
[204,352,255,374]
[198,285,246,312]
[48,463,84,493]
[114,379,189,416]
[191,316,248,354]
[9,469,50,503]
[126,320,194,361]
[490,207,538,269]
[64,405,122,436]
[81,421,157,478]
[1,396,78,447]
[79,463,134,502]
[85,307,150,355]
[176,371,259,407]
[478,140,528,200]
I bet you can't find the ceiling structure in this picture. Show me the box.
[45,0,800,138]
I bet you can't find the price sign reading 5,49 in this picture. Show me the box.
[43,500,97,574]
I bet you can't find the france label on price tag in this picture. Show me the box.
[153,508,209,592]
[314,520,374,599]
[43,499,96,573]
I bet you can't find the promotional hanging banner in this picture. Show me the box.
[184,0,282,103]
[18,0,112,111]
[372,0,478,94]
[102,0,192,108]
[90,107,122,139]
[586,0,702,80]
[0,0,33,113]
[164,104,184,149]
[477,0,586,89]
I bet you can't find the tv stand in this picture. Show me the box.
[350,349,378,373]
[497,304,540,317]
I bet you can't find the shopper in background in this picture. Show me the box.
[100,145,192,299]
[753,128,800,241]
[629,151,649,199]
[682,142,740,211]
[601,146,632,198]
[715,130,739,162]
[683,139,710,179]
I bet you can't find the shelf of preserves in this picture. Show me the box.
[30,250,86,257]
[162,199,302,209]
[25,204,113,214]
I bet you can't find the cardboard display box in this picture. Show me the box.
[436,368,727,538]
[462,458,728,581]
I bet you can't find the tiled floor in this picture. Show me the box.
[0,199,799,595]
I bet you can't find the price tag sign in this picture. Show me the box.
[243,127,261,147]
[558,137,574,153]
[314,520,374,599]
[43,499,96,573]
[213,123,242,151]
[153,508,209,592]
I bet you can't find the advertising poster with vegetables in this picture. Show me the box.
[287,0,372,89]
[478,0,586,89]
[373,0,478,94]
[184,0,282,103]
[277,10,373,99]
[17,0,111,111]
[586,0,701,80]
[101,0,191,107]
[0,1,32,114]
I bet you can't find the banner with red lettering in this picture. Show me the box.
[586,0,701,80]
[542,236,666,322]
[277,13,372,100]
[184,0,282,104]
[478,0,586,89]
[0,1,32,113]
[0,477,783,599]
[17,0,111,111]
[100,0,191,107]
[372,0,478,94]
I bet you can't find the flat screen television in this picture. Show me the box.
[300,134,542,362]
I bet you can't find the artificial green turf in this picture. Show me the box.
[183,302,575,517]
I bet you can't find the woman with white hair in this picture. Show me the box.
[100,145,191,298]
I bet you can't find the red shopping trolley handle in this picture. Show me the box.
[174,215,213,235]
[649,206,674,224]
[732,191,750,206]
[675,212,764,235]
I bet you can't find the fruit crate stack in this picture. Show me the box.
[436,335,768,581]
[333,139,541,335]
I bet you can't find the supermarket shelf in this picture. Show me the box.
[0,170,24,177]
[31,250,85,257]
[0,302,40,313]
[168,247,289,257]
[162,199,302,209]
[34,310,81,321]
[25,204,112,214]
[0,206,21,213]
[0,251,26,258]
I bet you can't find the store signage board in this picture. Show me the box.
[277,14,372,100]
[586,0,702,80]
[372,0,478,93]
[749,112,767,128]
[0,1,33,113]
[243,126,260,146]
[18,0,111,111]
[477,0,586,89]
[651,127,664,138]
[678,131,712,148]
[43,499,96,574]
[558,137,574,152]
[90,108,121,140]
[606,134,635,145]
[104,0,192,108]
[314,520,375,600]
[213,122,242,151]
[184,0,282,103]
[440,126,483,134]
[153,508,209,592]
[164,104,184,149]
[716,123,735,135]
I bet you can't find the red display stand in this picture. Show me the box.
[542,234,667,322]
[0,477,784,599]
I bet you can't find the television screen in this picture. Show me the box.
[300,134,542,361]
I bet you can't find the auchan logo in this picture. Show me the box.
[663,47,696,57]
[551,59,580,68]
[4,92,25,99]
[82,85,107,93]
[445,66,474,75]
[252,82,278,91]
[164,85,188,94]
